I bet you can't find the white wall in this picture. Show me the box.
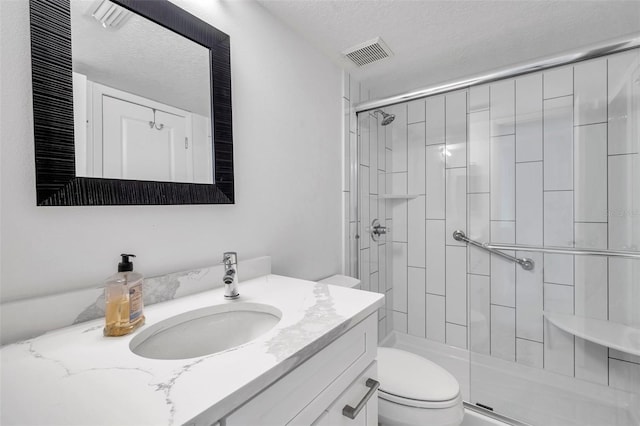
[0,0,343,303]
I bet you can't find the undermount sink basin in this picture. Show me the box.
[130,302,282,360]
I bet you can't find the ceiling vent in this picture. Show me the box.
[91,0,133,29]
[342,37,393,67]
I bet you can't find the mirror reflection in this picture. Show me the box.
[71,0,213,184]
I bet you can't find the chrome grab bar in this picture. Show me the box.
[453,230,535,271]
[486,243,640,259]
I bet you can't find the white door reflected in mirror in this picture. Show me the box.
[70,0,213,184]
[103,97,190,182]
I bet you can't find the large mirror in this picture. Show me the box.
[71,0,213,184]
[29,0,234,205]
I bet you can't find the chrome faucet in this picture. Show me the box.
[222,252,239,299]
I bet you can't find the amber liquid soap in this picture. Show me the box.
[104,254,145,337]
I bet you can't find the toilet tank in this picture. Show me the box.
[318,274,361,289]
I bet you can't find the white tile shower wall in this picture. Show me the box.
[608,50,640,156]
[426,219,446,295]
[574,59,607,126]
[408,267,426,338]
[391,238,408,311]
[490,221,516,307]
[490,135,516,221]
[543,95,574,191]
[490,80,515,137]
[574,124,608,223]
[469,274,490,355]
[408,122,426,195]
[348,49,639,392]
[516,250,544,343]
[446,246,467,326]
[468,110,490,194]
[344,74,391,337]
[516,338,543,369]
[426,96,446,146]
[574,223,608,320]
[491,305,516,362]
[426,144,446,219]
[380,91,469,337]
[408,196,426,267]
[515,74,543,163]
[515,162,543,245]
[446,167,467,246]
[544,283,575,376]
[469,85,489,113]
[426,293,446,343]
[446,323,468,350]
[408,99,426,124]
[468,193,490,275]
[608,154,640,251]
[446,92,468,169]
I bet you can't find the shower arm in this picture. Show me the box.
[452,230,535,271]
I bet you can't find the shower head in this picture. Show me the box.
[373,109,395,126]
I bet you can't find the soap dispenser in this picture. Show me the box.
[104,254,145,337]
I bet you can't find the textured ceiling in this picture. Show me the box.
[71,0,211,116]
[257,0,640,100]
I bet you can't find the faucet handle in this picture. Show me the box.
[222,251,237,266]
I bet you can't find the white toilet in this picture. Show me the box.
[319,275,464,426]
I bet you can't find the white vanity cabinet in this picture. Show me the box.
[0,274,385,426]
[223,313,379,426]
[313,362,378,426]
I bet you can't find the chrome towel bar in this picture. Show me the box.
[453,230,535,271]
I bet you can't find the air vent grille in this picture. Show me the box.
[343,37,393,67]
[91,0,132,29]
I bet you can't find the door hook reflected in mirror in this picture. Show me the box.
[148,108,164,130]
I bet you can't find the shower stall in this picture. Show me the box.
[346,38,640,425]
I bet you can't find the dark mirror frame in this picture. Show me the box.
[29,0,234,205]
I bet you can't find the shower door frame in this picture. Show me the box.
[354,34,640,114]
[353,33,640,278]
[351,32,640,424]
[353,32,640,278]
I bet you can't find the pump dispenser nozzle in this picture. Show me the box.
[118,253,136,272]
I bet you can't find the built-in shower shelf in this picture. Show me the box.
[544,312,640,356]
[380,194,419,200]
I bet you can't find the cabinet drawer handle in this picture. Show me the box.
[342,378,380,420]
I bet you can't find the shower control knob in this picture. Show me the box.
[368,219,387,241]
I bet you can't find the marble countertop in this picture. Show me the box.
[1,274,384,426]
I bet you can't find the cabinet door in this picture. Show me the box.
[226,314,378,426]
[326,362,378,426]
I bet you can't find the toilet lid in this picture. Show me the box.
[377,347,460,402]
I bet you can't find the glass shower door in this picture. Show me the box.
[466,49,640,425]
